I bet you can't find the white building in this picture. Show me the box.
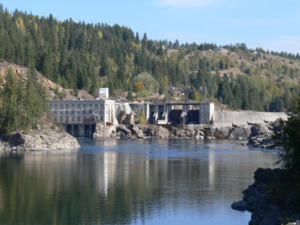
[49,99,115,125]
[215,47,228,53]
[99,88,109,98]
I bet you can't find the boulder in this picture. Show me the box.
[128,124,144,138]
[231,201,248,211]
[227,126,251,139]
[250,124,273,137]
[126,112,135,125]
[93,124,116,139]
[117,112,127,124]
[116,125,132,138]
[214,127,229,139]
[144,125,170,138]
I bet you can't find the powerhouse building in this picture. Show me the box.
[49,99,115,125]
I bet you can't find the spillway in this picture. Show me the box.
[213,111,287,128]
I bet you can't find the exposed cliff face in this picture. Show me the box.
[0,122,80,151]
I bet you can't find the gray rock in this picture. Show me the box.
[128,124,144,138]
[116,125,132,137]
[145,125,170,138]
[227,126,251,139]
[0,125,80,151]
[231,201,248,211]
[93,124,116,139]
[250,124,273,137]
[214,127,229,139]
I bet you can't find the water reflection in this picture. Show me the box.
[0,140,279,225]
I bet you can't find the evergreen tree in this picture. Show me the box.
[1,68,18,134]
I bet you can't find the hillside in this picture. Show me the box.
[0,5,299,112]
[184,49,300,84]
[0,60,93,99]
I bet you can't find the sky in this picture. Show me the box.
[1,0,300,54]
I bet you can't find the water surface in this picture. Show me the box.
[0,139,279,225]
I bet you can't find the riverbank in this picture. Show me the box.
[0,121,80,151]
[93,117,283,142]
[232,168,300,225]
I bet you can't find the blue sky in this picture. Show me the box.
[1,0,300,54]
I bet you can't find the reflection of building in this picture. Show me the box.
[95,151,118,196]
[49,99,115,125]
[208,150,215,188]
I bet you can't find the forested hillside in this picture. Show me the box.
[0,5,299,112]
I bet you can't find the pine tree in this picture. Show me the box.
[1,68,18,134]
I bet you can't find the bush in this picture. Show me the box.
[278,95,300,171]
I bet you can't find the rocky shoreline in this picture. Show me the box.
[93,123,208,140]
[93,117,283,144]
[232,168,300,225]
[0,123,80,151]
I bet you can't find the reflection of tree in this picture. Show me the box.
[0,140,277,224]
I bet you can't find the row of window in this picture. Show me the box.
[50,103,105,109]
[54,116,104,122]
[53,110,103,115]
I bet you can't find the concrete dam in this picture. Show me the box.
[127,102,286,128]
[50,99,287,138]
[213,111,287,128]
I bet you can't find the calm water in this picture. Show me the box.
[0,139,279,225]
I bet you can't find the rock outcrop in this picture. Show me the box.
[244,118,284,148]
[227,125,251,140]
[232,168,300,225]
[118,112,135,125]
[0,124,80,151]
[93,124,116,138]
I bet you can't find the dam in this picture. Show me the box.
[50,98,287,138]
[124,102,287,127]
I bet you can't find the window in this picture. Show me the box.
[89,109,92,114]
[72,117,74,121]
[83,110,86,114]
[78,117,80,122]
[60,117,63,121]
[54,117,57,121]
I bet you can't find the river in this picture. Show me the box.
[0,139,279,225]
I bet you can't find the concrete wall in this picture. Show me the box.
[115,103,132,118]
[129,103,146,115]
[199,102,214,124]
[213,111,287,128]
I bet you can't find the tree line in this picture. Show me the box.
[0,67,49,135]
[0,5,299,112]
